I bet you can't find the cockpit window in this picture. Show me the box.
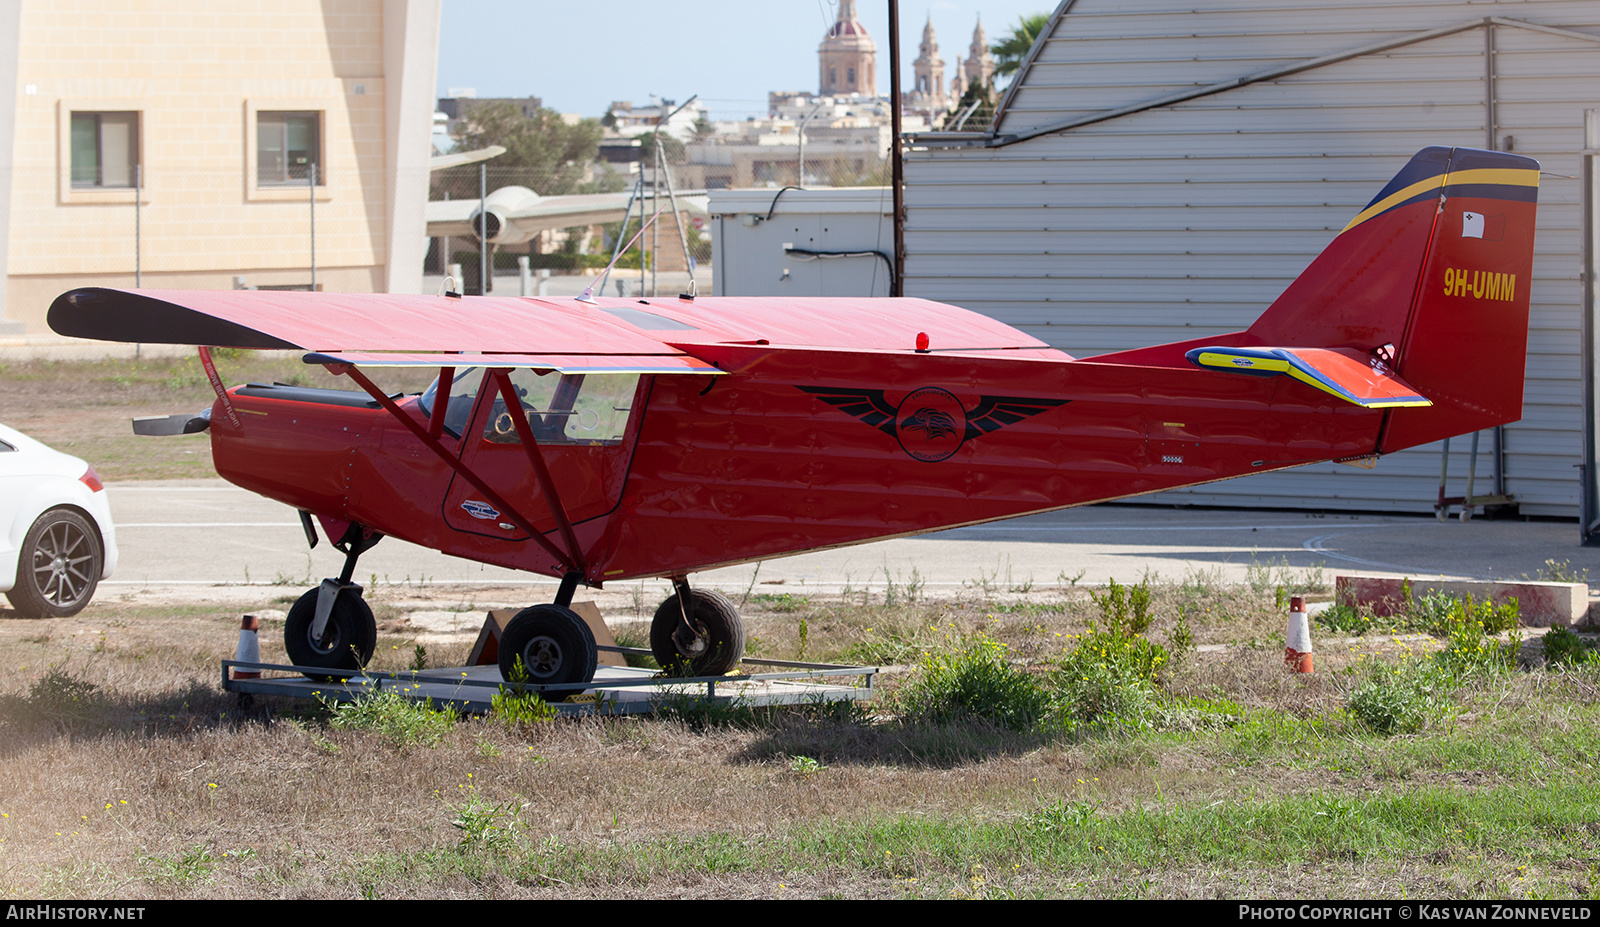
[418,367,481,438]
[419,367,639,445]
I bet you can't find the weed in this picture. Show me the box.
[610,625,660,670]
[845,627,926,666]
[2,662,105,729]
[967,565,1000,599]
[650,687,763,730]
[1433,596,1521,677]
[1537,559,1590,585]
[895,634,1050,732]
[1088,577,1154,637]
[1348,659,1450,735]
[797,616,810,661]
[1025,798,1100,840]
[883,564,927,606]
[448,794,525,854]
[741,561,763,608]
[139,843,218,886]
[320,687,456,749]
[1057,568,1086,588]
[789,755,823,776]
[491,658,559,725]
[750,591,812,613]
[1317,600,1388,635]
[1181,564,1226,597]
[1297,563,1328,593]
[1049,578,1171,731]
[1050,645,1160,732]
[1542,626,1597,668]
[410,644,428,672]
[1247,554,1328,595]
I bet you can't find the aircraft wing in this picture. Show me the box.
[425,192,709,239]
[48,287,1060,363]
[427,145,506,172]
[47,288,700,359]
[426,193,632,239]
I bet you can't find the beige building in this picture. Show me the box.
[818,0,875,96]
[0,0,441,334]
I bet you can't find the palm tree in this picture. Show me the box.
[992,13,1051,81]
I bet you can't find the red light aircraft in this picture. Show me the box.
[48,146,1537,688]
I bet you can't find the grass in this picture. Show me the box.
[3,580,1599,898]
[0,354,438,480]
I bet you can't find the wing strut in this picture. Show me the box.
[331,363,581,574]
[488,369,588,575]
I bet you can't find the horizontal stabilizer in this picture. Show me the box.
[302,351,725,375]
[1185,346,1431,409]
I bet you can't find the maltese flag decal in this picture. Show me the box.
[1462,211,1505,240]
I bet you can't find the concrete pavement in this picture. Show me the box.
[101,479,1600,604]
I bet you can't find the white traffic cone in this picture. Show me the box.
[233,614,261,679]
[1285,595,1313,673]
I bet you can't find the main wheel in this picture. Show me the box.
[284,587,377,680]
[6,508,103,619]
[498,604,598,688]
[650,589,745,677]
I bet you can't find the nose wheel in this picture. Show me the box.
[285,521,382,680]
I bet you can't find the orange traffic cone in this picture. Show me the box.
[1285,595,1313,673]
[233,615,261,679]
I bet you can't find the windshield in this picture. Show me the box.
[419,367,639,445]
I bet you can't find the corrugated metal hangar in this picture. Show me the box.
[903,0,1600,522]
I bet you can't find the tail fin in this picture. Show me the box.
[1204,147,1538,451]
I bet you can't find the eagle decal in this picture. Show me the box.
[901,407,960,440]
[798,386,1068,462]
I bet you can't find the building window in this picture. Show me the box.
[256,111,321,185]
[70,112,138,187]
[848,67,856,87]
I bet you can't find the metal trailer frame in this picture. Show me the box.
[222,645,878,716]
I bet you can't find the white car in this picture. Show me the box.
[0,423,118,618]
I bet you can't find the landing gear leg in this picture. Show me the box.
[285,523,382,680]
[650,577,745,676]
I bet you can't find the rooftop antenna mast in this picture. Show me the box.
[601,96,701,300]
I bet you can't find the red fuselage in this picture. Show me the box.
[210,345,1379,585]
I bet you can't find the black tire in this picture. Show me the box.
[284,587,377,680]
[6,508,102,619]
[498,604,598,688]
[650,589,745,677]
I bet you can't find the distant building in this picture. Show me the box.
[604,97,707,140]
[907,16,949,118]
[955,17,996,93]
[818,0,876,96]
[0,0,441,334]
[436,94,543,137]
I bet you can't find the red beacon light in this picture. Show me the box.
[915,332,930,352]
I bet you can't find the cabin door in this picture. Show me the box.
[438,368,644,543]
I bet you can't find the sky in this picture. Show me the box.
[436,1,1057,121]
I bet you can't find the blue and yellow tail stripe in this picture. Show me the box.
[1185,346,1432,409]
[1338,147,1539,235]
